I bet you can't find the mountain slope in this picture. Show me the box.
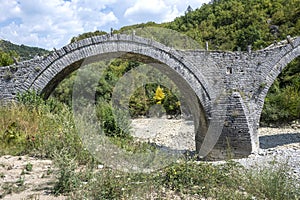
[165,0,300,51]
[0,39,48,61]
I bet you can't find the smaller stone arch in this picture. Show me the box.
[255,37,300,125]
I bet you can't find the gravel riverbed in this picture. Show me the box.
[131,118,300,181]
[1,118,299,199]
[240,127,300,182]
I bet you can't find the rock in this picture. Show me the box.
[97,164,104,169]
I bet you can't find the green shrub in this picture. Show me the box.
[16,90,45,109]
[96,100,131,138]
[0,104,42,155]
[0,50,18,66]
[243,161,300,200]
[261,57,300,125]
[53,149,81,195]
[71,168,158,199]
[25,163,33,172]
[162,160,244,197]
[0,92,94,165]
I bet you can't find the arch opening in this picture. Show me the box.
[42,52,210,156]
[259,56,300,149]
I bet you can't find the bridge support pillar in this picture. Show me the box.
[196,92,258,160]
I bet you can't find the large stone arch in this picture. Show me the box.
[22,34,214,153]
[25,34,211,112]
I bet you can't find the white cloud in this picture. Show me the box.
[124,0,181,23]
[70,0,118,31]
[124,0,210,23]
[163,5,180,22]
[0,0,210,50]
[0,0,118,49]
[0,0,21,22]
[124,0,168,17]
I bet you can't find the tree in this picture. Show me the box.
[0,50,18,66]
[70,30,107,43]
[185,5,193,14]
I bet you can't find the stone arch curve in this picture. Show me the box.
[25,34,212,114]
[256,37,300,122]
[22,34,216,151]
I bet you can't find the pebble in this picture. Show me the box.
[97,164,104,169]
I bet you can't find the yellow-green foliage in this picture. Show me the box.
[0,50,18,66]
[0,97,91,163]
[0,104,41,155]
[153,85,165,104]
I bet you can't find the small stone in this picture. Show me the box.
[97,164,104,169]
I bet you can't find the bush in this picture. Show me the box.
[162,160,243,197]
[53,149,81,195]
[243,161,300,200]
[261,57,300,126]
[0,92,93,164]
[96,100,131,138]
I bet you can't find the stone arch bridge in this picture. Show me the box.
[0,34,299,159]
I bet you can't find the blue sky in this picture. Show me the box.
[0,0,210,50]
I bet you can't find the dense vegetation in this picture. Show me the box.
[261,57,300,125]
[166,0,300,51]
[0,39,49,62]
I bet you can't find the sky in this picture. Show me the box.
[0,0,210,50]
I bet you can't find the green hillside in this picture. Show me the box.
[166,0,300,51]
[0,39,48,62]
[116,0,300,51]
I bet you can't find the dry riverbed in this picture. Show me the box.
[0,118,299,199]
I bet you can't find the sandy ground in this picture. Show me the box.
[130,118,195,151]
[0,156,67,200]
[0,118,299,199]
